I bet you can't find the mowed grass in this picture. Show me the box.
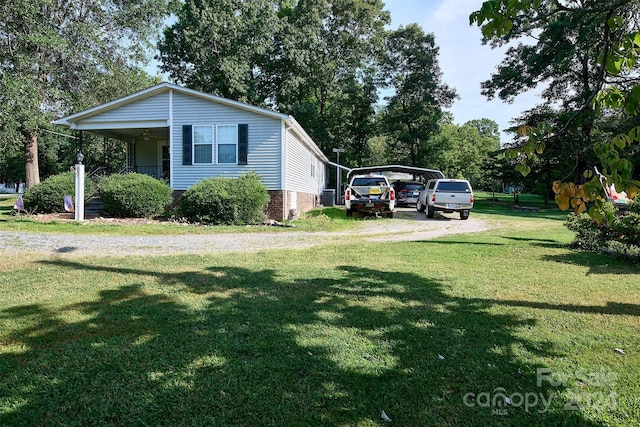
[0,195,639,425]
[0,196,353,234]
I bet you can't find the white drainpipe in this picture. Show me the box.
[283,122,293,220]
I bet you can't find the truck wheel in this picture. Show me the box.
[416,200,426,212]
[460,210,470,220]
[427,205,434,218]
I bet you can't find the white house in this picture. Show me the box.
[55,83,329,220]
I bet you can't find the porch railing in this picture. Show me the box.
[89,165,168,182]
[120,165,168,181]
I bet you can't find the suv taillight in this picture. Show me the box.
[390,188,395,201]
[471,194,474,203]
[431,193,436,202]
[345,188,350,201]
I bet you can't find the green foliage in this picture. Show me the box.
[23,171,94,214]
[178,172,269,225]
[471,0,640,220]
[159,0,395,160]
[428,121,500,188]
[565,201,640,261]
[0,0,174,187]
[0,141,23,185]
[380,24,457,167]
[97,173,173,218]
[159,0,281,103]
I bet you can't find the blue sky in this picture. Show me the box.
[384,0,540,142]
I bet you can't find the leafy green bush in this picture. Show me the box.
[565,212,610,252]
[97,173,173,218]
[23,171,94,213]
[565,201,640,261]
[179,172,269,225]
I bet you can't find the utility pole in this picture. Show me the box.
[332,148,345,204]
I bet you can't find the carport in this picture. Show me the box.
[346,165,445,182]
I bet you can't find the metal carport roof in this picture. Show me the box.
[346,165,445,182]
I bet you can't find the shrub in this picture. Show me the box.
[23,171,94,214]
[565,212,609,252]
[179,172,269,225]
[565,201,640,261]
[97,173,173,218]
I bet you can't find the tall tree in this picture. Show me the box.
[466,118,501,141]
[380,24,457,167]
[159,0,281,105]
[471,0,640,217]
[429,120,501,188]
[0,0,174,189]
[159,0,390,156]
[274,0,389,154]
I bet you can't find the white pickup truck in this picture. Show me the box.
[345,174,396,218]
[416,179,474,220]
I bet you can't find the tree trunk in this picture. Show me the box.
[24,130,40,190]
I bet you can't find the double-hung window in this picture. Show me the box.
[193,125,213,164]
[217,125,237,164]
[184,124,244,165]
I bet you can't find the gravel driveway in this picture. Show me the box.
[0,209,490,257]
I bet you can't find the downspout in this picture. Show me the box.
[168,89,173,188]
[283,121,293,220]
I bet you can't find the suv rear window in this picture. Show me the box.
[399,183,424,191]
[436,181,470,192]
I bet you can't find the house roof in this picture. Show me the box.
[55,82,329,163]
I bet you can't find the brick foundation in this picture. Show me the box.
[172,189,318,221]
[266,190,318,220]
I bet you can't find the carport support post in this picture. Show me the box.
[75,152,85,221]
[333,148,344,204]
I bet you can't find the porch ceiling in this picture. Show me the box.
[86,127,168,142]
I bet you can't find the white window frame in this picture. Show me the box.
[193,125,214,164]
[216,124,238,164]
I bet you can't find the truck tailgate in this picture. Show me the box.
[351,185,389,199]
[434,193,472,206]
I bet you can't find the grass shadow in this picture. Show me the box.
[0,259,604,425]
[471,297,640,317]
[542,252,640,275]
[500,236,568,249]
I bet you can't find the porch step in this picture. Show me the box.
[85,197,105,217]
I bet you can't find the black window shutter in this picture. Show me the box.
[182,125,192,165]
[238,124,248,165]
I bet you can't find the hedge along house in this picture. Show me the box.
[55,83,329,220]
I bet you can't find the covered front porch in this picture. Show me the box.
[123,127,169,182]
[55,84,174,184]
[81,126,170,183]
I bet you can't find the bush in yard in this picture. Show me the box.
[23,171,94,214]
[179,172,269,225]
[565,201,640,261]
[97,173,173,218]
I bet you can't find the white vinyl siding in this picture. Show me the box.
[171,92,282,190]
[285,129,324,195]
[78,92,170,125]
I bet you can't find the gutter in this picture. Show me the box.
[327,161,352,173]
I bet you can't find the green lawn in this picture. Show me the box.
[0,194,639,426]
